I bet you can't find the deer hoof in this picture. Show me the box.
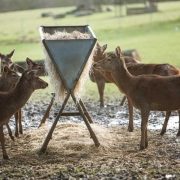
[15,132,19,137]
[160,130,165,136]
[10,136,15,141]
[139,145,146,150]
[3,154,9,160]
[128,127,133,132]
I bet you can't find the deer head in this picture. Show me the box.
[20,70,48,90]
[93,43,107,62]
[1,66,20,90]
[0,50,15,71]
[93,46,124,72]
[26,57,45,76]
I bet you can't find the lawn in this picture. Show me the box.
[0,1,180,100]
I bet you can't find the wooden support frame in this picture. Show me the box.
[39,25,100,154]
[39,92,100,154]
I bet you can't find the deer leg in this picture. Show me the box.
[6,124,14,141]
[18,109,23,134]
[120,96,126,106]
[127,98,134,132]
[160,111,171,136]
[0,126,9,159]
[14,112,19,137]
[97,80,105,108]
[140,109,149,150]
[177,110,180,136]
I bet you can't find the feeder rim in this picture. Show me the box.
[39,25,96,40]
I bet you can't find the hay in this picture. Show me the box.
[43,30,94,102]
[1,123,180,178]
[44,30,91,40]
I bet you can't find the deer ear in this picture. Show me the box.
[96,42,100,48]
[102,44,107,52]
[115,46,122,57]
[26,57,33,65]
[7,49,15,58]
[26,57,34,70]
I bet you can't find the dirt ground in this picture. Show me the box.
[0,99,180,179]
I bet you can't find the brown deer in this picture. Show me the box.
[13,57,45,137]
[0,70,48,159]
[89,43,141,107]
[94,47,180,150]
[0,66,20,140]
[93,47,180,134]
[0,50,45,137]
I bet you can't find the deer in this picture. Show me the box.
[0,70,48,159]
[89,43,141,107]
[94,46,180,150]
[93,46,180,135]
[0,66,20,141]
[0,50,45,138]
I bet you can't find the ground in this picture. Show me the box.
[0,99,179,179]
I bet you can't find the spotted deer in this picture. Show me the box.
[94,47,180,150]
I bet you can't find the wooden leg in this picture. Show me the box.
[79,99,93,123]
[140,109,149,150]
[127,98,134,132]
[120,96,126,106]
[0,126,9,159]
[39,94,70,154]
[71,94,100,147]
[160,111,171,136]
[6,124,15,141]
[38,93,55,128]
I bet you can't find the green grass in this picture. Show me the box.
[0,2,180,100]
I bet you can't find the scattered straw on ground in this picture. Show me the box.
[0,123,179,179]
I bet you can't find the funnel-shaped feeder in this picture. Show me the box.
[39,26,100,153]
[39,25,97,91]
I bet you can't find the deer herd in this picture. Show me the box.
[0,43,179,159]
[0,50,48,159]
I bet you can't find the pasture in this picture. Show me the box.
[0,1,180,179]
[1,1,180,101]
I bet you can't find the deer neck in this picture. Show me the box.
[111,60,133,95]
[9,79,34,110]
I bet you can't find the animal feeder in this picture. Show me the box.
[39,25,100,153]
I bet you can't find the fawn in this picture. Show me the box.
[0,70,48,159]
[0,50,45,138]
[89,43,141,107]
[94,47,180,150]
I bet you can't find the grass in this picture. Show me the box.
[0,2,180,100]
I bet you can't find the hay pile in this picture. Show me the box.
[1,123,180,178]
[43,30,95,102]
